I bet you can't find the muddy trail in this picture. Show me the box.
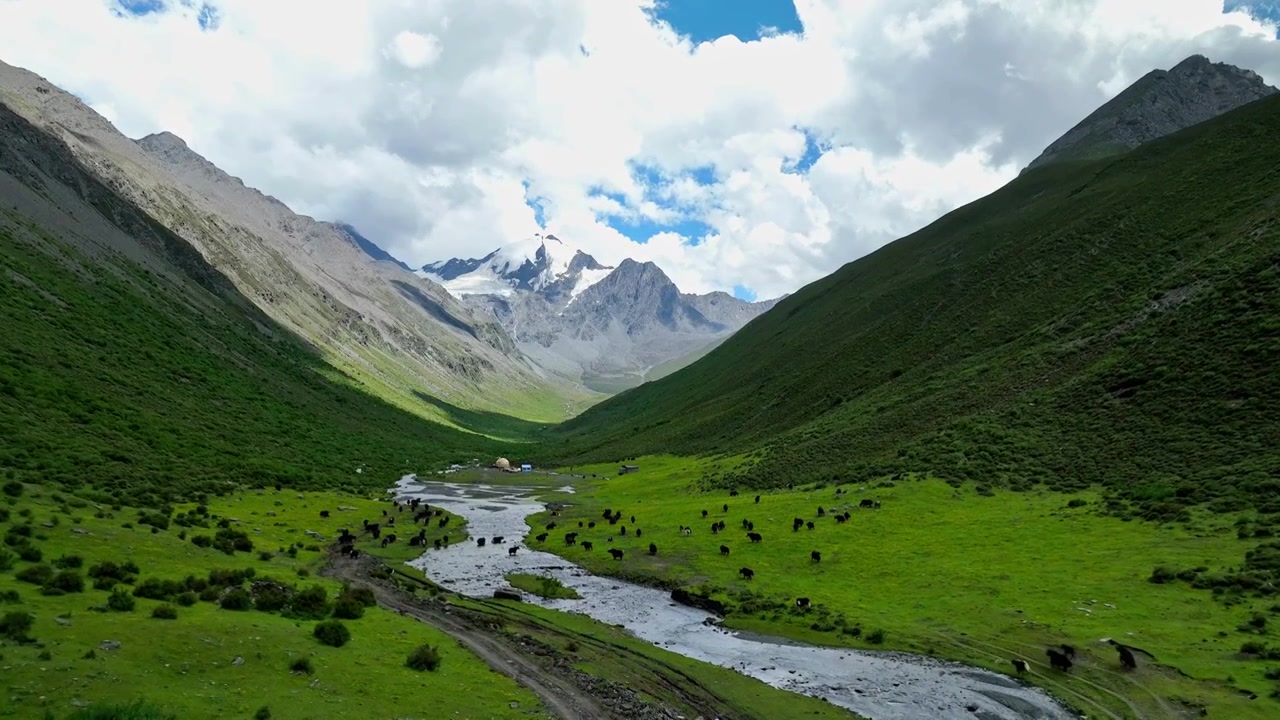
[322,552,778,720]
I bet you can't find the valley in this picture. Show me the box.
[2,32,1280,720]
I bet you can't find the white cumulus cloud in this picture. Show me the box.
[0,0,1276,299]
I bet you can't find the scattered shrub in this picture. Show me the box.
[341,586,377,608]
[44,570,85,593]
[296,568,310,578]
[313,619,350,647]
[89,561,137,586]
[866,629,886,644]
[208,568,255,587]
[133,578,185,601]
[331,597,364,620]
[16,563,54,585]
[198,587,221,603]
[1067,499,1088,508]
[289,656,314,675]
[175,591,198,607]
[151,604,178,620]
[1241,640,1267,655]
[1,481,22,498]
[405,644,441,672]
[1149,566,1177,584]
[107,589,136,612]
[53,554,84,569]
[213,527,254,555]
[0,590,19,603]
[17,544,41,562]
[0,549,13,572]
[253,585,290,612]
[255,707,271,720]
[191,535,213,548]
[37,649,52,661]
[287,585,331,620]
[0,611,35,642]
[92,576,118,591]
[220,588,253,611]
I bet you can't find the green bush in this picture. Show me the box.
[0,549,14,572]
[253,585,290,613]
[866,629,886,644]
[191,535,212,548]
[44,570,85,593]
[0,590,19,603]
[15,563,54,585]
[254,707,271,720]
[53,554,84,569]
[1,481,22,498]
[287,585,331,620]
[133,578,183,601]
[313,619,350,647]
[219,588,252,611]
[0,610,35,642]
[17,544,41,562]
[151,604,178,620]
[289,656,314,675]
[1241,640,1268,655]
[89,561,136,585]
[331,597,364,620]
[341,586,377,608]
[405,644,441,672]
[175,591,198,607]
[107,589,136,612]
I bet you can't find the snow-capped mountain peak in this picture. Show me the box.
[418,233,613,301]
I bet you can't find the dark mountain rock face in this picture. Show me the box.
[1024,54,1277,172]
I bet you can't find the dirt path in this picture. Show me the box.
[322,553,621,720]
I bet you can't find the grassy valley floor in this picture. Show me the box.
[520,457,1280,719]
[0,482,548,720]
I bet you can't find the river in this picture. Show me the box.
[394,476,1078,720]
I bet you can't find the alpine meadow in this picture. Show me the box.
[2,7,1280,720]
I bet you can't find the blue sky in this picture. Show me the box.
[1227,0,1280,34]
[651,0,803,44]
[113,0,219,29]
[584,1,805,299]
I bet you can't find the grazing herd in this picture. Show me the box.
[1010,641,1138,676]
[326,488,1139,685]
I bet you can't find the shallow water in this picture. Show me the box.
[396,476,1078,720]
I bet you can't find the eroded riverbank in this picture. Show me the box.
[395,475,1079,720]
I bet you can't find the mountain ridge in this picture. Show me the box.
[1023,53,1277,172]
[544,68,1280,522]
[0,58,586,424]
[421,235,779,393]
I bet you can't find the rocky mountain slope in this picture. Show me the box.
[546,71,1280,521]
[0,85,515,504]
[0,59,584,425]
[1024,54,1276,172]
[422,237,779,392]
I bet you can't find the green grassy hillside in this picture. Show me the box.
[546,95,1280,522]
[527,459,1280,717]
[0,101,519,509]
[643,336,727,383]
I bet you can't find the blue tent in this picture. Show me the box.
[520,464,532,472]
